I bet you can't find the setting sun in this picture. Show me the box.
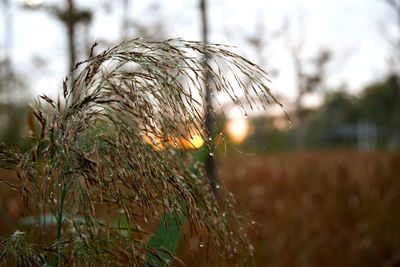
[226,116,250,144]
[142,131,205,150]
[182,133,205,149]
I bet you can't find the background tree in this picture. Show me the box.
[199,0,218,195]
[307,89,358,148]
[381,0,400,149]
[288,37,333,149]
[383,0,400,77]
[357,74,400,149]
[0,0,30,147]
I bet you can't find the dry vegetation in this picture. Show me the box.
[226,150,400,267]
[178,150,400,267]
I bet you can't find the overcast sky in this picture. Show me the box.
[2,0,395,103]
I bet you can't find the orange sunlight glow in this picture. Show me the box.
[142,133,165,151]
[181,133,205,149]
[226,117,250,144]
[142,131,204,150]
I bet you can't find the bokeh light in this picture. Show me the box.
[23,0,44,8]
[226,116,250,144]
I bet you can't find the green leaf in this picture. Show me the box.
[118,209,131,238]
[146,206,187,266]
[146,147,208,266]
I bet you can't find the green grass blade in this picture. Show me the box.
[146,147,208,266]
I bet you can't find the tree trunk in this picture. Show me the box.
[66,0,76,75]
[200,0,218,195]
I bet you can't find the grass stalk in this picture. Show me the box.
[54,183,68,267]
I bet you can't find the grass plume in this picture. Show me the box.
[0,39,282,266]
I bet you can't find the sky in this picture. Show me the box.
[1,0,395,107]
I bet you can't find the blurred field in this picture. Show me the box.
[219,150,400,267]
[1,150,400,266]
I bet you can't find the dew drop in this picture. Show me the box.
[251,220,256,225]
[199,242,204,248]
[215,184,220,189]
[209,152,214,157]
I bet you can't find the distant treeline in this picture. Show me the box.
[243,74,400,151]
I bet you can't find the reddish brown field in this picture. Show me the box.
[1,150,400,266]
[217,150,400,267]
